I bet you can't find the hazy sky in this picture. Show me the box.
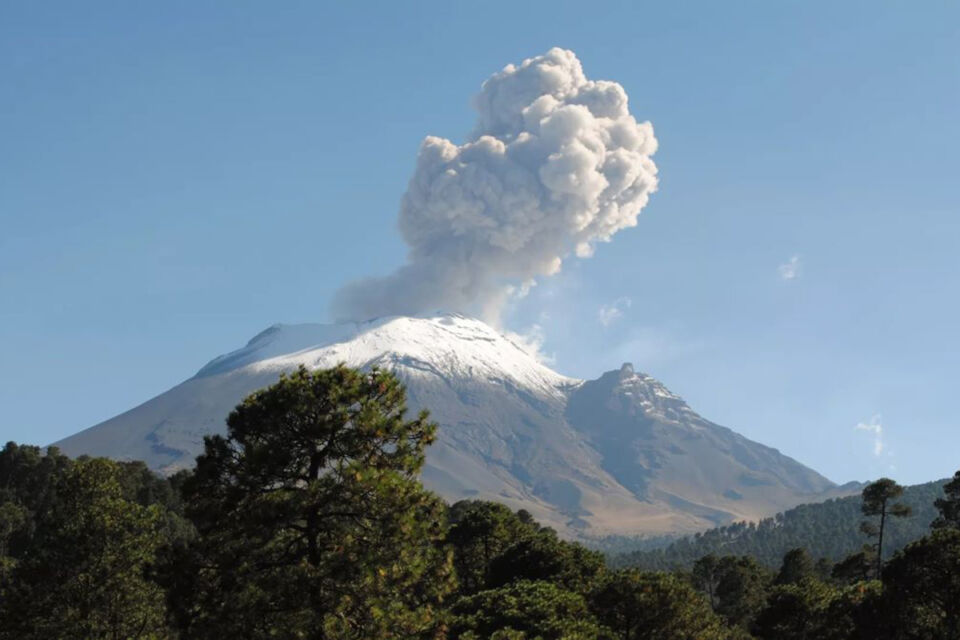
[2,1,957,486]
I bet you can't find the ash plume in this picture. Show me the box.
[332,48,659,323]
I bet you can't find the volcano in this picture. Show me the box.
[55,313,839,538]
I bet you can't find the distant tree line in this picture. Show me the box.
[1,364,959,639]
[614,478,946,571]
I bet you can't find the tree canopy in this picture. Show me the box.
[169,365,454,639]
[0,365,958,640]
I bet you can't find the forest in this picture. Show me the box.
[615,479,947,571]
[1,365,958,639]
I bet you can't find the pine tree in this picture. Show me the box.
[485,531,605,595]
[882,528,960,638]
[451,580,601,640]
[774,548,815,586]
[590,570,737,639]
[860,478,912,581]
[168,365,454,639]
[932,470,960,529]
[447,500,540,595]
[753,578,838,640]
[0,458,169,639]
[692,554,722,608]
[714,556,772,630]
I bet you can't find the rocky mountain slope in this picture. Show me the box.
[54,314,839,538]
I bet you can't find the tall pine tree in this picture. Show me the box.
[169,365,454,640]
[860,478,912,580]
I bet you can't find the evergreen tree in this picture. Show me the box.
[860,478,912,580]
[0,458,169,639]
[692,554,722,608]
[451,580,602,640]
[3,390,960,640]
[0,500,27,590]
[753,577,837,640]
[825,581,887,640]
[774,548,815,586]
[882,528,960,639]
[485,530,605,595]
[616,480,945,571]
[590,570,736,639]
[0,442,72,562]
[168,365,454,639]
[831,546,875,584]
[447,500,539,595]
[932,469,960,529]
[713,556,771,630]
[813,556,833,582]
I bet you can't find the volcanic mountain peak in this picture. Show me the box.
[54,313,842,538]
[197,313,574,399]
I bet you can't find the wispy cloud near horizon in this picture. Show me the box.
[855,414,884,457]
[598,296,632,327]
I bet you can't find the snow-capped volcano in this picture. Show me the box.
[54,314,840,538]
[196,314,573,398]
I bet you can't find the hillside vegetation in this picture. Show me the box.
[2,365,959,639]
[615,480,946,570]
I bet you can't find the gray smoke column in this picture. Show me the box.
[333,48,659,323]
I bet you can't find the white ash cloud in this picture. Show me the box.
[332,48,659,323]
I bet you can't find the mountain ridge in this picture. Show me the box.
[54,313,843,538]
[615,478,944,570]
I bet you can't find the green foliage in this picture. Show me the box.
[932,470,960,529]
[860,478,912,579]
[861,478,908,518]
[451,580,602,640]
[0,458,169,639]
[616,479,946,571]
[831,546,876,584]
[0,443,72,560]
[486,530,606,595]
[774,547,815,586]
[1,385,958,640]
[753,578,891,640]
[691,554,723,609]
[447,501,615,638]
[590,570,735,639]
[0,500,27,580]
[813,556,833,581]
[167,365,454,639]
[712,555,772,630]
[821,581,887,640]
[447,500,541,594]
[881,527,960,639]
[754,577,838,639]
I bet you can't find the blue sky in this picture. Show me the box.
[2,1,957,485]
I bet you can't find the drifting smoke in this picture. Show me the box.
[332,48,659,323]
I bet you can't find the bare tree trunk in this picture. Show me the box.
[876,499,887,581]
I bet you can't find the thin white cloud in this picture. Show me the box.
[778,255,801,281]
[855,414,884,457]
[598,297,632,327]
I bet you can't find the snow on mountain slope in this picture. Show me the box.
[214,314,576,398]
[54,314,841,538]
